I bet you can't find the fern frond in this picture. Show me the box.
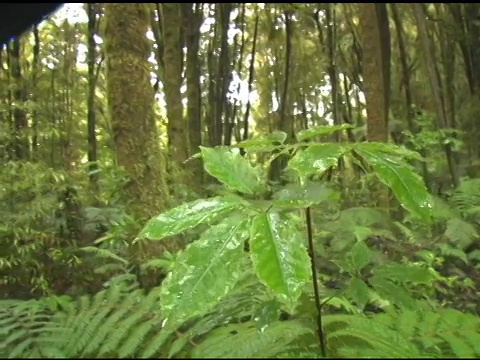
[323,309,480,358]
[450,178,480,218]
[192,320,315,358]
[0,298,66,358]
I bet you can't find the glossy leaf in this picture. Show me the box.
[136,196,243,241]
[289,143,348,178]
[160,217,250,328]
[254,300,281,331]
[200,147,267,195]
[250,211,312,309]
[297,124,355,142]
[272,181,339,209]
[355,146,432,222]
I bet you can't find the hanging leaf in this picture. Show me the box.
[297,124,355,142]
[160,217,250,328]
[250,211,311,309]
[200,147,267,195]
[355,145,432,222]
[136,196,244,241]
[289,143,348,179]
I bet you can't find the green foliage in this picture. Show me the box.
[0,278,165,358]
[5,126,480,359]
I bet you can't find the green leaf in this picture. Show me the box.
[354,145,432,222]
[348,241,373,272]
[369,276,416,309]
[200,146,267,195]
[445,218,478,250]
[373,264,435,285]
[80,247,128,265]
[250,211,312,309]
[297,124,355,142]
[237,131,288,152]
[254,300,281,331]
[289,143,348,178]
[160,216,249,327]
[345,277,371,310]
[436,243,468,264]
[136,196,242,241]
[272,182,339,209]
[354,142,424,162]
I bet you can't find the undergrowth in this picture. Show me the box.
[3,126,480,358]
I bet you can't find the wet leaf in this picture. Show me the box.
[160,217,250,328]
[355,145,432,222]
[201,147,267,195]
[254,300,281,331]
[136,196,243,241]
[297,124,355,142]
[289,143,348,179]
[250,211,311,309]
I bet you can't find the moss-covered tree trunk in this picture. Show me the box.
[359,3,391,211]
[358,3,391,142]
[104,3,168,221]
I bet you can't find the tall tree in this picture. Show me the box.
[358,3,391,142]
[182,3,203,188]
[104,3,168,220]
[86,4,99,186]
[161,4,189,169]
[10,38,29,160]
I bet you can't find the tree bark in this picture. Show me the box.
[104,3,169,221]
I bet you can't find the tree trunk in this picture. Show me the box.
[183,3,204,191]
[161,4,189,168]
[358,3,391,142]
[10,39,29,160]
[104,3,169,221]
[87,3,99,186]
[413,3,459,187]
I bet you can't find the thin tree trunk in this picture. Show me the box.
[10,39,29,160]
[183,3,203,190]
[162,4,188,167]
[413,3,459,187]
[87,3,99,186]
